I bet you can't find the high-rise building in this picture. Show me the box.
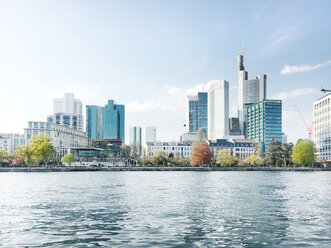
[129,126,142,155]
[86,105,103,139]
[246,99,282,154]
[47,113,84,131]
[313,93,331,160]
[53,93,83,115]
[229,117,241,135]
[237,54,267,136]
[185,92,208,135]
[103,100,125,141]
[145,127,156,143]
[208,80,229,140]
[86,100,125,142]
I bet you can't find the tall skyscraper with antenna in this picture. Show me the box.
[237,47,267,136]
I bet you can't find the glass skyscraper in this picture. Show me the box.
[186,92,208,135]
[237,54,267,136]
[86,100,125,142]
[246,99,282,154]
[86,105,103,139]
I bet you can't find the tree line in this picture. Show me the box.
[143,138,317,167]
[0,134,56,167]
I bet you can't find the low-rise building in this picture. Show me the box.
[24,121,90,160]
[146,141,193,158]
[0,133,26,154]
[208,139,254,160]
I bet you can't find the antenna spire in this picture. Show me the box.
[242,40,245,56]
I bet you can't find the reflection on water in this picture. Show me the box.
[0,172,330,247]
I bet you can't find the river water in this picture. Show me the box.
[0,171,330,247]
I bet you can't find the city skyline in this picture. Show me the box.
[0,1,330,143]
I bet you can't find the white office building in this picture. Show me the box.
[146,141,192,158]
[145,127,156,143]
[208,80,229,140]
[129,126,142,155]
[53,93,83,115]
[208,139,254,160]
[25,121,90,160]
[47,113,84,131]
[237,54,267,135]
[0,133,26,154]
[313,93,331,160]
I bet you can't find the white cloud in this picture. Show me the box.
[262,21,303,55]
[272,88,319,100]
[281,60,331,75]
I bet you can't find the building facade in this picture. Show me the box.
[246,99,282,154]
[208,80,229,140]
[129,126,142,155]
[0,133,25,154]
[314,93,331,160]
[208,139,254,160]
[86,100,125,142]
[186,92,208,135]
[53,93,83,115]
[86,105,103,139]
[146,141,192,158]
[237,54,267,136]
[47,113,84,131]
[24,121,90,159]
[229,117,241,135]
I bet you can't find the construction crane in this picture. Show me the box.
[321,87,331,93]
[294,105,313,139]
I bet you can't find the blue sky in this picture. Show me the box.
[0,0,330,143]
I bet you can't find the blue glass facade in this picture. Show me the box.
[86,105,103,139]
[86,100,125,142]
[188,100,198,132]
[246,99,282,154]
[198,92,208,135]
[188,92,208,135]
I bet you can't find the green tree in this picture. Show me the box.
[130,142,140,159]
[61,153,76,166]
[216,149,238,167]
[152,150,168,166]
[15,145,38,166]
[264,138,283,166]
[244,154,263,166]
[0,149,9,166]
[252,140,262,157]
[281,142,294,167]
[291,139,316,166]
[31,134,56,166]
[121,144,131,158]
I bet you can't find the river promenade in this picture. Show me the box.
[0,166,330,172]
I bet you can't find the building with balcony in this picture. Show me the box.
[24,121,90,160]
[0,133,25,154]
[47,113,84,131]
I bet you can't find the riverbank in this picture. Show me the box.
[0,166,330,172]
